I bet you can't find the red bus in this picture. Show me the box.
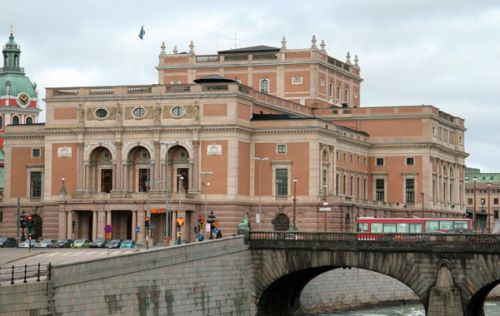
[356,217,472,234]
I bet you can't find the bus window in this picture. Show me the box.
[383,224,396,233]
[372,223,383,233]
[358,223,369,232]
[425,221,439,232]
[397,223,409,233]
[439,220,453,231]
[409,224,422,233]
[454,221,468,229]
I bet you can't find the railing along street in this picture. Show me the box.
[0,263,51,286]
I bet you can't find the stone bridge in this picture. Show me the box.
[1,233,499,316]
[248,231,500,316]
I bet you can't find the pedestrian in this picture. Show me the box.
[216,230,222,239]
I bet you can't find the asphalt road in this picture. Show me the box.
[0,247,152,268]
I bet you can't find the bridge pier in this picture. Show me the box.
[427,266,463,316]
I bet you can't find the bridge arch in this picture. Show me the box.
[252,249,430,315]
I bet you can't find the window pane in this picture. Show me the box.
[397,223,409,233]
[30,172,42,198]
[383,224,396,233]
[439,220,453,231]
[376,179,384,201]
[371,223,383,233]
[358,223,368,232]
[406,179,415,203]
[454,221,468,229]
[410,224,422,233]
[425,221,439,232]
[276,168,288,196]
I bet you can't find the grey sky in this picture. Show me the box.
[2,0,499,171]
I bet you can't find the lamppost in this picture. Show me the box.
[481,197,486,233]
[323,184,328,231]
[254,157,268,228]
[200,171,213,238]
[161,140,177,245]
[421,192,424,218]
[293,177,298,231]
[473,176,477,231]
[176,174,184,244]
[488,183,491,234]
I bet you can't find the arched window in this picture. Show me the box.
[329,82,333,97]
[336,85,341,99]
[12,116,19,125]
[26,117,33,125]
[260,78,269,94]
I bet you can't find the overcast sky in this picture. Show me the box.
[2,0,499,171]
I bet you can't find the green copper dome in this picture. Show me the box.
[0,32,37,98]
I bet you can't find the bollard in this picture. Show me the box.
[48,263,52,280]
[23,264,27,283]
[11,265,14,285]
[37,263,40,282]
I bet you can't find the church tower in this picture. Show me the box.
[0,29,42,195]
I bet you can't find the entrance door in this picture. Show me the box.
[101,169,113,193]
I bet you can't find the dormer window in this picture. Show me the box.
[12,116,19,125]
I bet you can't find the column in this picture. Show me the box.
[137,210,145,243]
[115,142,123,191]
[77,143,85,191]
[131,211,137,241]
[106,210,112,226]
[92,211,98,241]
[190,140,200,193]
[84,162,91,192]
[67,211,73,240]
[97,210,105,239]
[58,206,67,239]
[153,141,161,190]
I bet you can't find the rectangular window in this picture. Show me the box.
[397,223,409,233]
[494,210,499,219]
[425,221,439,232]
[276,168,288,196]
[409,223,422,233]
[336,151,339,160]
[405,179,415,203]
[30,171,42,198]
[356,177,360,198]
[363,178,367,199]
[336,173,339,195]
[494,198,499,205]
[454,221,468,229]
[376,179,384,202]
[32,148,41,158]
[468,198,473,204]
[371,223,383,233]
[439,220,454,231]
[406,157,414,165]
[277,144,287,154]
[138,169,150,192]
[343,152,346,161]
[376,158,384,166]
[358,223,368,232]
[383,224,396,233]
[350,176,353,196]
[343,175,346,194]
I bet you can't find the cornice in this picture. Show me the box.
[371,142,468,158]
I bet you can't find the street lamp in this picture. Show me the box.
[322,184,328,231]
[473,176,477,231]
[293,177,298,231]
[488,183,491,234]
[200,171,213,238]
[176,175,184,243]
[254,157,269,229]
[421,192,424,218]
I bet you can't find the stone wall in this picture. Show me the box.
[0,236,253,316]
[300,268,500,313]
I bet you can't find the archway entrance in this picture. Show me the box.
[75,211,93,240]
[111,211,132,240]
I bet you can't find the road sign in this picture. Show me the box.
[105,224,112,233]
[136,226,140,234]
[319,207,332,212]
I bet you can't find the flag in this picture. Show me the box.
[139,26,145,40]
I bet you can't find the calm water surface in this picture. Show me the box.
[309,300,500,316]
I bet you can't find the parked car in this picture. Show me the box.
[19,240,37,248]
[90,238,108,248]
[73,239,91,248]
[0,237,18,248]
[35,239,57,248]
[107,239,121,248]
[52,239,73,248]
[119,240,136,249]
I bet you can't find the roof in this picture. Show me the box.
[193,74,236,84]
[218,45,279,54]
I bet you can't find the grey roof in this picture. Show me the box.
[218,45,279,54]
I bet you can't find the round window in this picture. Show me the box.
[171,106,185,118]
[133,107,145,118]
[95,108,108,119]
[103,152,111,160]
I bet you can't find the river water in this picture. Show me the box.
[309,300,500,315]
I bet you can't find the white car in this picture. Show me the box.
[19,240,37,248]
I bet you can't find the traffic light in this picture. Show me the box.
[19,214,27,228]
[176,217,184,227]
[145,216,150,228]
[27,215,33,229]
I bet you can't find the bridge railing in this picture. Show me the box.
[0,263,51,286]
[247,231,500,243]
